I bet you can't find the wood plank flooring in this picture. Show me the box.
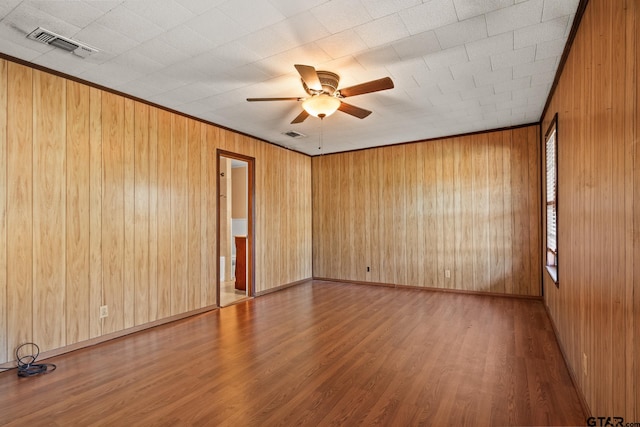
[0,281,586,426]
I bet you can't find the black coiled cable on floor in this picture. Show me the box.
[15,342,56,377]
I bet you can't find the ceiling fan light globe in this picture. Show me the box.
[302,94,340,118]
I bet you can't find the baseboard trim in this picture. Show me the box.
[543,302,592,419]
[0,305,219,369]
[255,278,313,296]
[313,277,543,300]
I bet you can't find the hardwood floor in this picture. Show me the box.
[0,281,586,426]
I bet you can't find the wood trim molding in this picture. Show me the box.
[314,277,544,301]
[543,302,592,419]
[0,305,219,369]
[255,278,313,296]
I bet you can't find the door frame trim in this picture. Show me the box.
[216,149,255,306]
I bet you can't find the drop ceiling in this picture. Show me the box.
[0,0,579,156]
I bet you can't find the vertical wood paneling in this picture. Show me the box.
[88,87,102,339]
[66,81,90,344]
[101,92,124,335]
[0,59,7,361]
[6,62,33,360]
[541,0,638,419]
[199,124,209,308]
[171,115,187,315]
[0,58,312,365]
[123,98,135,329]
[134,102,150,326]
[33,71,66,352]
[148,107,158,321]
[156,109,171,319]
[312,127,541,296]
[187,119,201,311]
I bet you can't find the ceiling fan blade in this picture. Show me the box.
[291,110,310,124]
[338,77,394,98]
[246,97,303,102]
[294,64,322,92]
[338,102,372,119]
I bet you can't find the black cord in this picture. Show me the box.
[15,343,56,377]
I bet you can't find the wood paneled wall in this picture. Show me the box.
[312,126,541,296]
[541,0,638,420]
[0,58,312,364]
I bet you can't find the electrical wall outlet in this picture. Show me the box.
[583,353,587,376]
[445,269,451,278]
[100,305,108,319]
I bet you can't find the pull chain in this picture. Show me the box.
[318,113,325,153]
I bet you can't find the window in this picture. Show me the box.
[545,114,558,285]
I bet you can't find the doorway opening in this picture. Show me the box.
[217,150,254,307]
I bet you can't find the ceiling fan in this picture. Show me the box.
[247,64,394,124]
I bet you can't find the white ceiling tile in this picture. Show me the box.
[361,0,422,19]
[385,57,428,79]
[218,0,286,32]
[268,12,331,47]
[479,91,511,106]
[316,29,368,59]
[494,76,530,93]
[464,32,513,61]
[513,15,568,49]
[355,14,410,49]
[449,57,491,79]
[391,31,441,60]
[438,75,475,94]
[174,0,225,15]
[185,8,248,47]
[424,46,468,70]
[429,92,461,107]
[453,0,514,21]
[460,85,495,100]
[530,70,554,86]
[535,37,565,60]
[0,0,21,16]
[268,0,328,18]
[473,66,512,86]
[79,61,146,87]
[512,56,556,78]
[156,25,215,57]
[75,22,138,54]
[496,96,527,110]
[95,5,164,43]
[238,26,297,59]
[354,45,401,70]
[486,0,543,36]
[435,15,488,49]
[413,66,453,87]
[490,45,534,70]
[542,0,579,22]
[399,0,458,35]
[511,83,549,100]
[0,37,43,61]
[311,0,373,34]
[129,37,191,66]
[28,0,105,28]
[82,1,123,13]
[122,0,195,30]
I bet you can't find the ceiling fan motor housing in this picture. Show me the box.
[303,71,340,95]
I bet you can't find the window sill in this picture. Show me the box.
[546,265,558,286]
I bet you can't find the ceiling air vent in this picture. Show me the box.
[282,130,307,139]
[27,27,98,58]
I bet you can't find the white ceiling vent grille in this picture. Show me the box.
[282,130,307,139]
[27,27,98,58]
